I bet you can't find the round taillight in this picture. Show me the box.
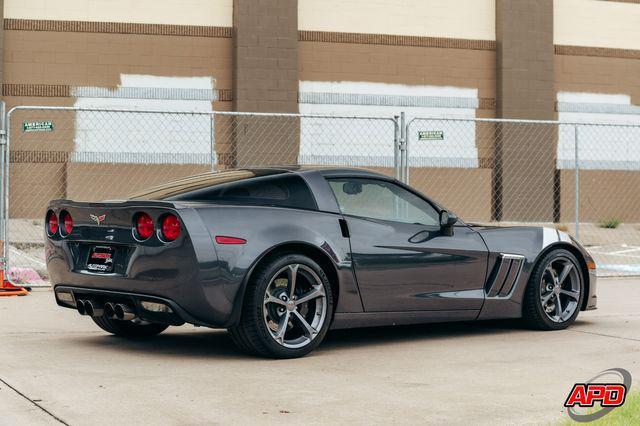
[60,211,73,236]
[135,212,154,240]
[161,214,181,241]
[47,211,59,235]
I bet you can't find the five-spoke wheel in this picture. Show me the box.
[524,249,584,330]
[263,263,327,349]
[228,253,334,358]
[539,256,581,323]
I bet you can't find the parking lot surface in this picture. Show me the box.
[1,278,638,425]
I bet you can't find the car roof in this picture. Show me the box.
[128,166,391,201]
[249,166,391,179]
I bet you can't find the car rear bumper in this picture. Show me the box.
[45,203,246,327]
[54,285,212,327]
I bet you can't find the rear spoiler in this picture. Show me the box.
[48,199,187,210]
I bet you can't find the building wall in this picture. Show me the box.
[553,1,640,223]
[3,1,234,217]
[3,0,640,223]
[555,0,640,50]
[4,0,233,26]
[299,0,495,40]
[555,0,640,106]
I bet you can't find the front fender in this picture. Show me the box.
[474,226,596,319]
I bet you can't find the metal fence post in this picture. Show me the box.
[574,124,580,240]
[400,112,407,183]
[0,102,7,282]
[393,115,400,180]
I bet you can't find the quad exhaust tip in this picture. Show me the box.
[76,299,105,317]
[84,300,104,317]
[104,302,116,319]
[76,299,88,315]
[77,300,137,321]
[114,303,136,321]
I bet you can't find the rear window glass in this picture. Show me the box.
[129,169,284,200]
[136,172,317,211]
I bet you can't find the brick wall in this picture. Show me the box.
[495,0,557,221]
[233,0,298,113]
[232,0,299,167]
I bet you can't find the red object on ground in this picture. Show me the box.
[0,242,29,296]
[0,270,29,297]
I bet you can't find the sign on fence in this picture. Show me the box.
[417,130,444,141]
[23,121,54,132]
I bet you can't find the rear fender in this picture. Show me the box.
[193,206,363,327]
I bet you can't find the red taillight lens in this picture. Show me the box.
[135,212,154,240]
[47,211,59,235]
[60,211,73,236]
[161,214,181,241]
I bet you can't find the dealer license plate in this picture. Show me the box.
[86,245,115,273]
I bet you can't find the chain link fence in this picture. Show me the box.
[1,105,639,286]
[2,106,397,286]
[406,117,640,276]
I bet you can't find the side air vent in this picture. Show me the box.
[485,254,525,298]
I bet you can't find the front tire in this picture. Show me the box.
[523,249,585,330]
[229,253,334,358]
[92,316,169,338]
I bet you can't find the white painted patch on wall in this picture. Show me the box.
[73,75,215,165]
[557,92,640,170]
[298,81,479,168]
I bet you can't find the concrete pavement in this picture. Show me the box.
[0,278,638,425]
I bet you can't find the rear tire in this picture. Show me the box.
[523,249,585,330]
[92,316,169,338]
[229,253,334,358]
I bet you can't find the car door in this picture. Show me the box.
[327,177,488,312]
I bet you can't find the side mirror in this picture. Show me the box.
[439,210,458,235]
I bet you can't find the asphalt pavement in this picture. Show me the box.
[1,278,638,425]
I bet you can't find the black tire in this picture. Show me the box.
[92,316,169,338]
[523,249,585,330]
[229,253,334,358]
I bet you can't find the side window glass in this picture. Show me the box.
[327,178,439,226]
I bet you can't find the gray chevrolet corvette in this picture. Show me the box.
[46,167,597,358]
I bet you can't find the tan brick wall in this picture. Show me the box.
[67,164,210,203]
[560,169,640,223]
[233,0,299,113]
[4,30,232,89]
[232,0,300,167]
[555,54,640,105]
[409,168,493,221]
[495,0,557,222]
[10,163,66,218]
[299,42,496,101]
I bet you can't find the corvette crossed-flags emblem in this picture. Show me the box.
[90,214,106,226]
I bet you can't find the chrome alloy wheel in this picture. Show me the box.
[540,256,581,323]
[263,263,327,349]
